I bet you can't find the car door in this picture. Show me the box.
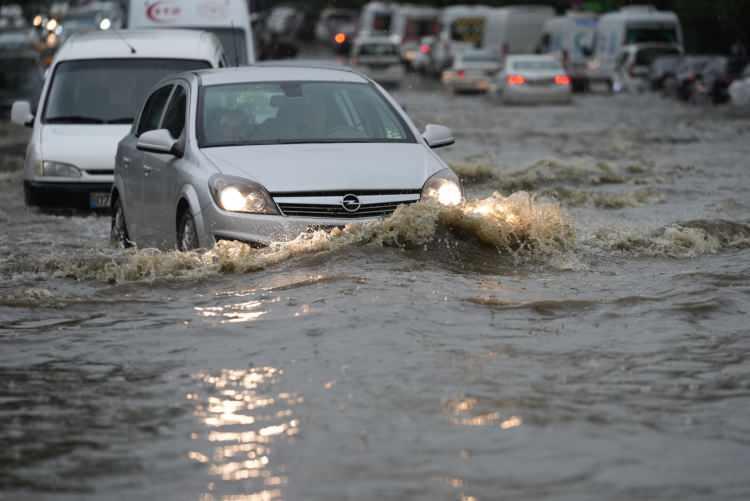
[141,83,188,247]
[126,83,173,242]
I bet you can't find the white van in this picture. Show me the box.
[484,6,555,56]
[540,11,598,91]
[588,5,683,87]
[391,5,440,66]
[128,0,255,65]
[432,5,492,72]
[11,29,224,209]
[358,1,395,37]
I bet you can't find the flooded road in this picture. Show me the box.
[1,85,750,500]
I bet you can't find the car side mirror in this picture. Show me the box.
[422,124,454,149]
[11,101,34,127]
[137,129,179,155]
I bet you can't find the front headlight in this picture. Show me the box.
[209,175,279,215]
[38,160,82,178]
[421,169,463,206]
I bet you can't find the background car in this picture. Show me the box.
[441,49,499,94]
[350,36,405,88]
[729,63,750,110]
[12,29,225,210]
[613,43,682,93]
[665,55,717,100]
[0,49,43,120]
[111,66,462,250]
[496,54,572,105]
[649,54,683,90]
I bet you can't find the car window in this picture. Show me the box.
[161,85,187,139]
[198,81,414,147]
[43,59,210,125]
[511,60,563,72]
[137,85,173,137]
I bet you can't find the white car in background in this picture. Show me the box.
[11,30,225,209]
[495,55,572,104]
[442,49,500,94]
[612,43,682,93]
[111,65,462,250]
[729,64,750,110]
[350,36,405,88]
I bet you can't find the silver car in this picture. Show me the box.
[111,65,462,250]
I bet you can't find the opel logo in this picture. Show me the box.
[341,194,361,213]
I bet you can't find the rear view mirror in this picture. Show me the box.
[11,101,33,127]
[422,124,455,149]
[137,129,178,155]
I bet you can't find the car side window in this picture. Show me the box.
[161,85,187,139]
[136,85,173,137]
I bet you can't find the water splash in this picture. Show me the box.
[6,193,574,284]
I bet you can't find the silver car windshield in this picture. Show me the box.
[198,81,415,147]
[43,58,211,124]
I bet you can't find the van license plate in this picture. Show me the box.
[90,192,111,209]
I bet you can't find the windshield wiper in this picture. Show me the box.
[45,115,105,124]
[106,117,134,124]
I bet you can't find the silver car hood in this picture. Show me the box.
[201,143,442,193]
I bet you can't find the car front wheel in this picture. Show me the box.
[177,209,200,252]
[110,197,132,248]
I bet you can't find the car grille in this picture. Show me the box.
[278,200,417,219]
[272,191,421,220]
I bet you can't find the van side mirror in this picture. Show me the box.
[422,124,454,149]
[137,129,178,155]
[11,101,34,127]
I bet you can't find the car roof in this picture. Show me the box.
[194,65,369,86]
[53,29,222,63]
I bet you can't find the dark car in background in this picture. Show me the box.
[0,50,43,119]
[649,54,682,90]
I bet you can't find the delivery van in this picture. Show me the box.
[484,5,555,57]
[588,5,682,88]
[128,0,255,65]
[540,11,598,91]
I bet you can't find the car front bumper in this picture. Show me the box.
[502,85,572,104]
[204,211,386,247]
[24,180,113,209]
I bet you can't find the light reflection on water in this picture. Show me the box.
[444,397,523,429]
[190,368,302,500]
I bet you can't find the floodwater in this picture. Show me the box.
[1,84,750,500]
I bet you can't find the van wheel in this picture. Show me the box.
[177,209,200,251]
[110,198,132,248]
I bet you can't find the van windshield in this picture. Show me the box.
[198,27,247,66]
[198,81,415,147]
[625,23,678,44]
[43,58,211,124]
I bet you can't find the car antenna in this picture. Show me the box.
[231,20,240,66]
[112,28,137,54]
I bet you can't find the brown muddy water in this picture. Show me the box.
[1,89,750,501]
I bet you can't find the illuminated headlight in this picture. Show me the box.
[38,161,81,178]
[99,18,111,30]
[421,169,463,207]
[209,175,278,215]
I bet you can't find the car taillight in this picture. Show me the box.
[507,74,525,86]
[420,43,430,54]
[554,74,571,86]
[457,70,465,79]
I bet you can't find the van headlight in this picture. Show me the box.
[421,169,463,206]
[209,175,279,215]
[39,161,82,178]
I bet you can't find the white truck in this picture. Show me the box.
[540,11,598,91]
[390,5,440,66]
[128,0,256,65]
[588,5,683,89]
[358,1,396,37]
[432,5,492,72]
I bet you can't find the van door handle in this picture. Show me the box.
[122,157,131,168]
[143,165,153,176]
